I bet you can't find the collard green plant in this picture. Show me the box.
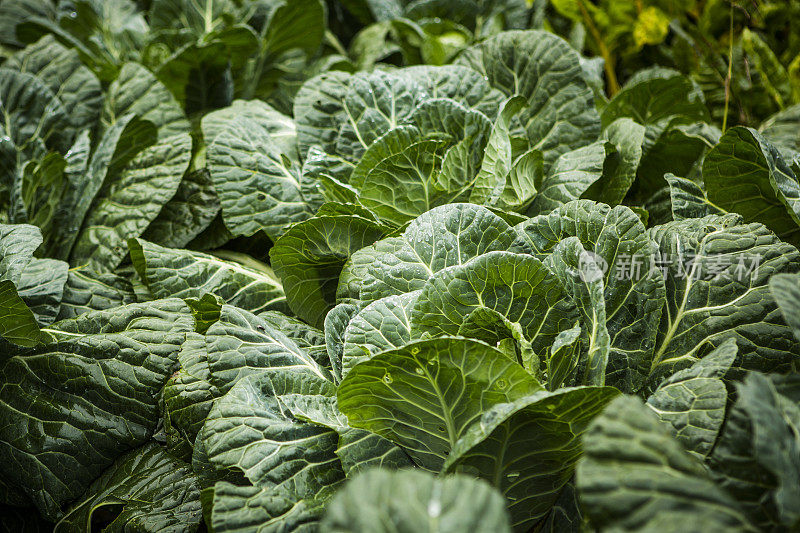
[1,2,800,531]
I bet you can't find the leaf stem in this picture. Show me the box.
[722,2,734,132]
[577,0,620,96]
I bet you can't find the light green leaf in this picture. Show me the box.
[335,70,429,162]
[325,302,364,383]
[322,469,512,533]
[0,223,42,284]
[760,104,800,157]
[337,337,542,470]
[270,214,385,328]
[0,279,46,347]
[341,291,418,377]
[209,481,329,533]
[547,323,582,391]
[527,140,605,216]
[357,203,523,303]
[294,70,352,158]
[402,64,506,118]
[412,251,578,356]
[457,30,600,169]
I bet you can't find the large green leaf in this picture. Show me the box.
[325,302,364,383]
[203,100,317,240]
[322,469,512,533]
[341,291,418,377]
[0,299,194,521]
[102,62,190,140]
[456,30,600,169]
[708,372,800,529]
[6,35,102,139]
[204,305,329,394]
[337,337,542,470]
[576,396,756,532]
[646,338,737,458]
[198,368,345,527]
[516,201,666,392]
[130,238,287,314]
[143,168,220,248]
[70,130,192,271]
[412,251,578,356]
[703,127,800,247]
[270,214,386,328]
[355,203,523,303]
[149,0,240,34]
[444,387,619,530]
[649,214,800,384]
[55,443,202,532]
[357,132,452,225]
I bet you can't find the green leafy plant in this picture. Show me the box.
[1,1,799,531]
